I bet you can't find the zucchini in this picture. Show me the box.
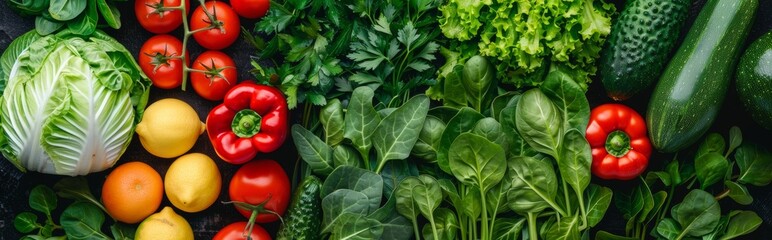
[600,0,691,101]
[276,175,322,240]
[737,32,772,130]
[646,0,758,153]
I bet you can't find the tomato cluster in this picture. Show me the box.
[134,0,268,101]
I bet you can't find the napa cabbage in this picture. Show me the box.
[0,30,151,176]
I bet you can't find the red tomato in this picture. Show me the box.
[231,0,270,19]
[229,160,290,223]
[190,1,240,50]
[190,50,237,101]
[134,0,189,34]
[138,34,188,89]
[213,222,271,240]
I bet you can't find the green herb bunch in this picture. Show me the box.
[248,0,443,111]
[8,0,124,36]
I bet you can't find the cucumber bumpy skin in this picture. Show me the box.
[276,176,322,240]
[737,32,772,130]
[600,0,691,101]
[646,0,758,153]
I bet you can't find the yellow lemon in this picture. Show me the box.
[135,98,205,158]
[165,153,222,213]
[135,207,193,240]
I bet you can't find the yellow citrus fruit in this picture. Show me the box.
[165,153,222,213]
[135,98,205,158]
[135,207,193,240]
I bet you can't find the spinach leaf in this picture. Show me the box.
[54,177,104,212]
[461,186,482,220]
[413,175,442,220]
[110,223,135,240]
[586,184,613,228]
[506,156,559,214]
[395,177,421,234]
[646,191,668,225]
[292,124,334,176]
[322,166,384,211]
[545,214,580,240]
[499,103,536,157]
[491,218,525,240]
[67,0,97,36]
[429,106,460,123]
[412,116,446,162]
[695,153,729,189]
[443,65,467,108]
[724,181,753,205]
[369,192,414,240]
[635,180,655,224]
[540,69,590,133]
[672,189,721,238]
[438,178,461,209]
[696,133,726,160]
[516,89,563,158]
[321,99,345,146]
[594,230,639,240]
[558,129,591,195]
[437,107,485,173]
[333,145,363,168]
[461,55,496,111]
[322,189,372,233]
[735,143,772,186]
[727,126,742,156]
[378,107,397,119]
[486,176,512,216]
[60,202,110,240]
[472,117,509,152]
[614,191,642,226]
[380,160,417,200]
[13,212,38,233]
[372,94,430,172]
[95,0,120,29]
[35,16,64,35]
[721,211,762,240]
[423,208,459,240]
[29,186,57,217]
[48,0,86,21]
[344,87,381,160]
[448,133,506,192]
[331,212,384,240]
[491,92,520,121]
[656,218,681,239]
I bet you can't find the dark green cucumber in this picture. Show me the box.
[600,0,691,101]
[737,31,772,130]
[276,176,322,240]
[647,0,758,153]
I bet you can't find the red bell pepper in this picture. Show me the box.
[585,103,652,180]
[206,82,288,164]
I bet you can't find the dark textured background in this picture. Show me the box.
[0,0,771,239]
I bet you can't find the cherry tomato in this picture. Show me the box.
[134,0,189,34]
[231,0,270,19]
[229,160,290,223]
[190,50,237,101]
[190,1,240,50]
[138,34,188,89]
[213,222,271,240]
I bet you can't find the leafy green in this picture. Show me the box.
[322,189,373,233]
[735,143,772,186]
[292,124,335,177]
[372,94,430,173]
[252,0,442,108]
[321,99,345,146]
[322,166,384,211]
[721,211,762,240]
[438,0,615,90]
[436,107,485,173]
[0,30,150,176]
[506,156,559,215]
[60,202,111,240]
[344,87,382,162]
[670,189,721,238]
[9,0,123,36]
[515,89,563,158]
[411,116,446,162]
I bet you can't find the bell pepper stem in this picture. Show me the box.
[232,109,262,138]
[606,130,632,157]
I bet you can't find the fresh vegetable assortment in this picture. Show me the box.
[1,0,771,240]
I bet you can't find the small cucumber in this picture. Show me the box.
[600,0,691,101]
[276,175,322,240]
[737,32,772,130]
[647,0,758,153]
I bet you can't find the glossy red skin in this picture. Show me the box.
[206,82,288,164]
[213,222,271,240]
[229,160,290,223]
[231,0,270,19]
[191,50,237,101]
[138,34,188,89]
[586,103,652,180]
[134,0,189,34]
[191,1,240,50]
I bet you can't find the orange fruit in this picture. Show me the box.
[101,161,164,224]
